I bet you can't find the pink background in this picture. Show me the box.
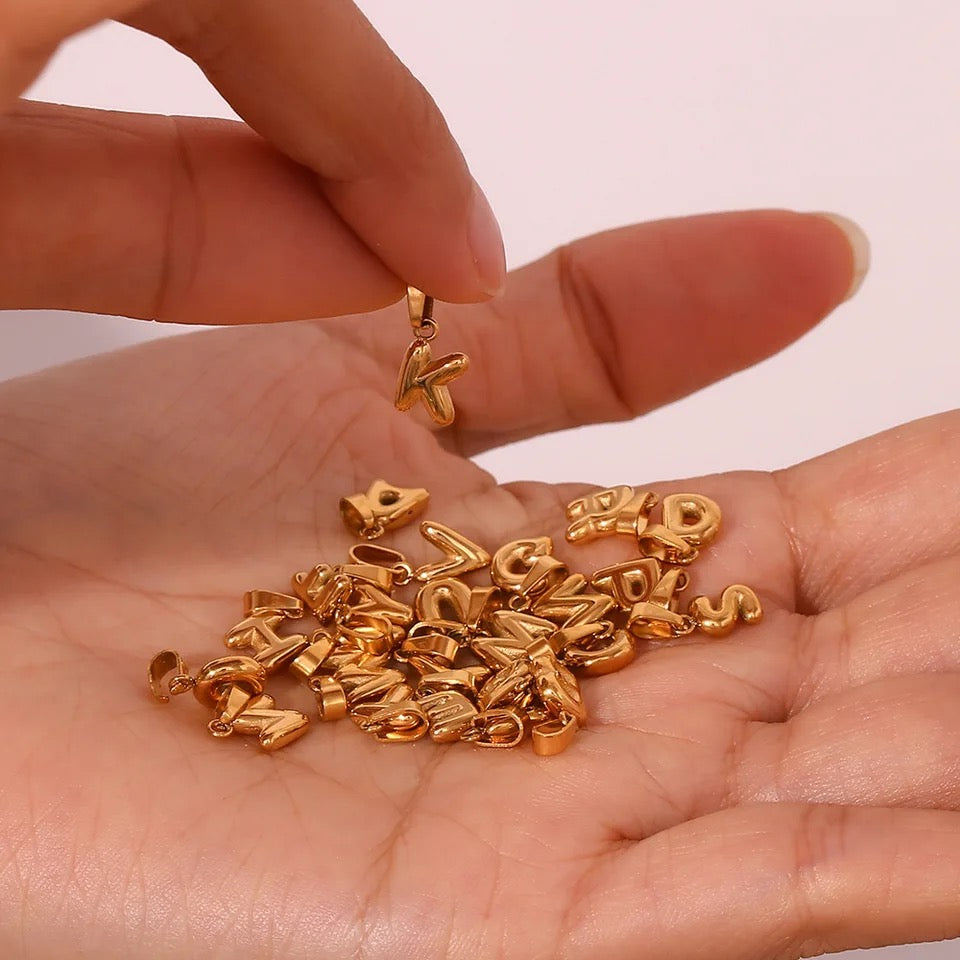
[5,3,959,957]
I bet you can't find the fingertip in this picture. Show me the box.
[467,180,506,299]
[813,212,871,302]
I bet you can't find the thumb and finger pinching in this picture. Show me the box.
[0,0,505,321]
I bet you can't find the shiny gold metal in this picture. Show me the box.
[224,614,309,671]
[591,558,663,609]
[689,584,763,636]
[490,609,558,643]
[148,479,761,757]
[465,585,500,633]
[292,564,349,619]
[470,636,530,670]
[416,520,491,581]
[478,658,534,711]
[418,690,479,742]
[215,693,310,751]
[415,577,471,623]
[470,610,559,668]
[192,654,307,750]
[532,714,578,756]
[350,581,414,627]
[490,537,554,592]
[565,486,658,543]
[395,288,469,427]
[461,708,526,748]
[242,590,304,618]
[531,573,615,629]
[406,286,433,331]
[360,680,416,707]
[337,562,395,592]
[416,666,490,698]
[531,657,587,725]
[323,645,390,674]
[288,631,337,681]
[661,493,722,548]
[406,617,469,642]
[353,699,430,743]
[209,683,254,729]
[339,479,430,540]
[309,676,348,721]
[337,614,396,656]
[336,666,408,705]
[396,632,461,673]
[303,569,355,621]
[627,603,695,639]
[148,650,195,702]
[519,555,569,600]
[561,629,637,676]
[192,655,267,708]
[626,565,695,640]
[348,545,417,594]
[552,621,611,650]
[650,566,690,608]
[414,579,501,637]
[395,340,468,427]
[636,524,699,564]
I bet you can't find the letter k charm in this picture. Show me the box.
[394,339,469,426]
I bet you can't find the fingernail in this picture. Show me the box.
[816,212,871,301]
[467,181,506,298]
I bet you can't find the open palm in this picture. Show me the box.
[2,211,954,960]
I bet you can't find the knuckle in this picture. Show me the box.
[555,243,632,419]
[783,805,852,955]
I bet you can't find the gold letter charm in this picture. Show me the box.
[530,574,614,629]
[394,287,468,427]
[590,558,663,609]
[661,493,722,549]
[419,690,479,742]
[561,629,636,677]
[416,520,491,581]
[352,700,429,743]
[224,614,309,672]
[461,708,526,748]
[490,537,559,594]
[565,487,658,543]
[217,693,310,751]
[627,567,696,640]
[339,479,430,540]
[689,585,763,637]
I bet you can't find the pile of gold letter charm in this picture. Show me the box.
[148,479,763,757]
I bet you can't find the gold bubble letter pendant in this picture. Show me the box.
[395,286,469,427]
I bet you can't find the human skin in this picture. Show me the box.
[2,209,958,959]
[0,0,506,317]
[3,7,955,957]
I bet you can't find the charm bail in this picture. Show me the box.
[339,479,430,540]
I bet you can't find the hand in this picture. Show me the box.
[0,0,505,323]
[6,209,944,960]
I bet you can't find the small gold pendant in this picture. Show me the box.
[394,286,468,427]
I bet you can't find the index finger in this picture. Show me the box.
[0,0,505,306]
[125,0,505,303]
